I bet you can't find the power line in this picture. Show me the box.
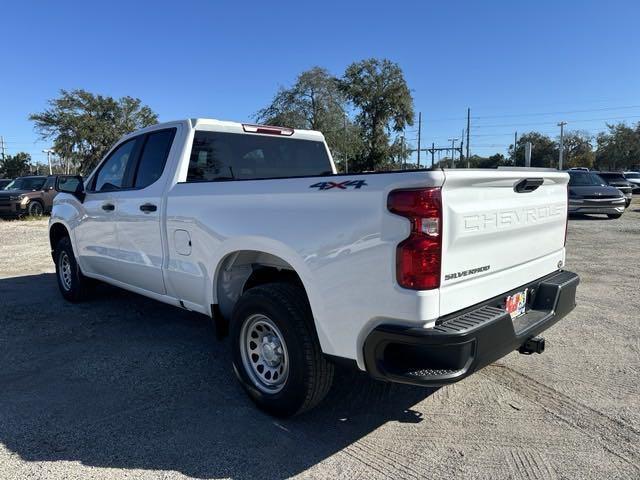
[412,104,640,123]
[474,114,640,129]
[471,104,640,120]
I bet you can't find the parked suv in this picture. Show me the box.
[0,175,62,217]
[595,172,634,207]
[568,171,626,218]
[623,171,640,193]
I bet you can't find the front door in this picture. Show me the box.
[74,137,140,280]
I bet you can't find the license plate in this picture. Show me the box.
[505,288,528,319]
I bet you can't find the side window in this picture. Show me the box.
[93,139,138,192]
[187,131,235,182]
[43,176,56,190]
[134,128,176,189]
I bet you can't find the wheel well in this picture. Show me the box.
[243,266,303,293]
[215,251,307,328]
[49,223,69,251]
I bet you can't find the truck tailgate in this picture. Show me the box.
[439,170,568,316]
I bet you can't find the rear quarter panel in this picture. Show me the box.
[164,171,444,364]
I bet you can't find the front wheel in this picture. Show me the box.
[54,236,92,302]
[607,213,623,219]
[27,200,44,217]
[230,283,334,417]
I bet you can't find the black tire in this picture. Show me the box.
[27,200,44,217]
[607,213,623,219]
[53,236,92,302]
[230,283,334,417]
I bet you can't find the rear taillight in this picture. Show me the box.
[387,188,442,290]
[242,123,294,136]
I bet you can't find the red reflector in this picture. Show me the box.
[242,123,294,136]
[388,188,442,290]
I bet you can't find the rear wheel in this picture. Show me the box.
[54,236,92,302]
[607,213,623,219]
[231,283,334,417]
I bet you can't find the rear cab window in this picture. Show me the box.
[186,131,333,182]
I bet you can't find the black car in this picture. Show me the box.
[595,171,634,207]
[568,171,626,219]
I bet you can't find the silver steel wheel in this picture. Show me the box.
[58,251,72,291]
[239,314,289,394]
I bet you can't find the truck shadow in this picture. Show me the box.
[0,274,436,479]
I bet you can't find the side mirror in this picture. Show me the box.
[56,175,85,202]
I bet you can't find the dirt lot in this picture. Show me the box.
[0,202,639,480]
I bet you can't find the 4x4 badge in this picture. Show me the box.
[309,180,367,190]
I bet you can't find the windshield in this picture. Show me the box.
[625,173,640,179]
[4,177,46,191]
[569,172,606,186]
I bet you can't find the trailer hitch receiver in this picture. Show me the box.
[518,336,545,355]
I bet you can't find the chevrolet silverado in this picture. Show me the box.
[49,119,579,416]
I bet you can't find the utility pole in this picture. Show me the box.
[0,136,5,161]
[343,113,348,173]
[431,142,435,167]
[417,112,422,167]
[461,129,465,167]
[557,121,567,170]
[43,149,55,175]
[466,108,470,166]
[448,138,458,168]
[514,131,518,164]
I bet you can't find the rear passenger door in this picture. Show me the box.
[41,176,57,211]
[113,127,178,295]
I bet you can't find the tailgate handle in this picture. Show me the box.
[514,177,544,193]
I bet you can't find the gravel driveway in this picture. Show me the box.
[0,203,638,480]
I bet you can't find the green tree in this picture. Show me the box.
[30,89,158,173]
[468,153,512,168]
[510,132,558,168]
[340,58,414,171]
[562,130,595,169]
[255,67,362,171]
[595,122,640,170]
[0,152,31,178]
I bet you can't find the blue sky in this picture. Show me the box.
[1,0,639,166]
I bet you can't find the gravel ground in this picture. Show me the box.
[0,203,638,480]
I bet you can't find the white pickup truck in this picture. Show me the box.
[50,119,579,417]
